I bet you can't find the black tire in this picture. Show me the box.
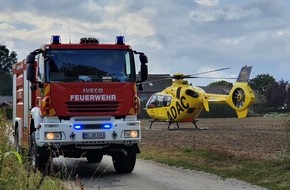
[30,132,50,173]
[112,150,136,174]
[86,151,103,163]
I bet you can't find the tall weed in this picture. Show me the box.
[0,109,66,190]
[287,119,290,149]
[285,118,290,168]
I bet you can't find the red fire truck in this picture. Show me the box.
[12,36,148,173]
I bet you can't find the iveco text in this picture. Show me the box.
[83,88,103,93]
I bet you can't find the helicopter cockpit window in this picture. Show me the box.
[146,94,172,109]
[157,95,165,107]
[146,94,157,108]
[164,96,172,106]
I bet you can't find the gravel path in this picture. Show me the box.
[61,156,268,190]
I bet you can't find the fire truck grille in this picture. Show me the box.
[66,101,120,113]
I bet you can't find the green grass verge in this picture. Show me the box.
[139,146,290,190]
[0,110,67,190]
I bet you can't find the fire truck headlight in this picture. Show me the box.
[124,130,139,138]
[45,132,62,140]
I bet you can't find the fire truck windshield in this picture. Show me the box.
[45,49,135,82]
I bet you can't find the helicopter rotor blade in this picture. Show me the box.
[137,67,232,84]
[190,67,231,76]
[186,76,237,80]
[137,77,172,84]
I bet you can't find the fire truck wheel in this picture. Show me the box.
[112,150,136,174]
[86,151,103,163]
[30,132,50,174]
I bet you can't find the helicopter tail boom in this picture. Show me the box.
[204,82,255,118]
[204,65,255,118]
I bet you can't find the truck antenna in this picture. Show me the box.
[68,19,71,44]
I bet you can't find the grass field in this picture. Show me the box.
[139,117,290,190]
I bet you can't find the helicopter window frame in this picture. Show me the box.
[162,95,172,107]
[146,94,157,109]
[157,95,165,107]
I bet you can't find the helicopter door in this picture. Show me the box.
[156,95,172,119]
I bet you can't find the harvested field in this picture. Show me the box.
[140,117,289,160]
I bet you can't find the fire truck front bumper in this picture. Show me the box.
[34,117,141,148]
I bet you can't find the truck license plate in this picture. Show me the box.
[83,132,105,139]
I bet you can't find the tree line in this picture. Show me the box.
[0,45,17,95]
[249,74,290,113]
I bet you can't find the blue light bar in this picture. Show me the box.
[103,124,111,129]
[74,124,82,130]
[51,35,61,44]
[116,36,125,45]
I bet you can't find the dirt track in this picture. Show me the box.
[140,117,289,160]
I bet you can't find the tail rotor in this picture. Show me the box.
[232,88,245,108]
[226,83,255,118]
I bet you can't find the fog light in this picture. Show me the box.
[45,132,62,140]
[124,130,139,138]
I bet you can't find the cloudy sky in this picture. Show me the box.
[1,0,290,85]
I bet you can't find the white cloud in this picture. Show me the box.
[0,23,15,30]
[219,37,246,46]
[195,0,220,7]
[223,6,262,21]
[189,5,262,22]
[5,41,15,51]
[189,9,223,22]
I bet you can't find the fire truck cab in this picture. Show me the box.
[12,36,148,174]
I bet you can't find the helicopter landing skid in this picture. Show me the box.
[149,119,204,130]
[149,119,177,129]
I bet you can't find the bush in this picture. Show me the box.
[199,104,236,118]
[4,107,12,120]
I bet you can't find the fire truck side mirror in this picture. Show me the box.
[140,63,148,82]
[26,53,36,82]
[140,54,148,82]
[139,54,148,64]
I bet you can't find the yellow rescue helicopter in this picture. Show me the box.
[145,66,255,129]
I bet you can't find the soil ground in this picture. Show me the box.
[140,117,289,160]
